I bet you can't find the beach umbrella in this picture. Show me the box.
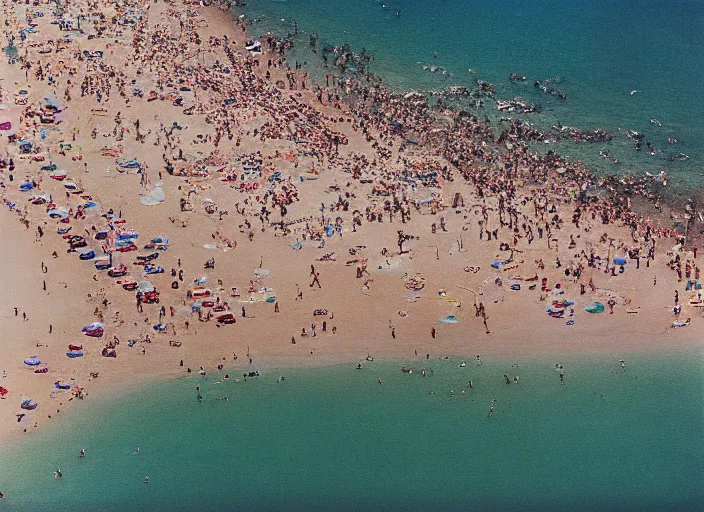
[585,302,605,313]
[138,281,155,293]
[0,386,8,397]
[439,315,459,323]
[253,268,270,278]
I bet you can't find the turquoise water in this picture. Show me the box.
[1,352,703,510]
[239,0,704,192]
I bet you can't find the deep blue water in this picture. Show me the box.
[239,0,704,192]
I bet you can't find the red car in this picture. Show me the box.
[116,244,138,253]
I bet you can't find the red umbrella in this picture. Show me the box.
[0,386,8,397]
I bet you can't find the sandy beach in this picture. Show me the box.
[1,0,702,442]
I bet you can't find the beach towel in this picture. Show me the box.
[0,121,11,130]
[116,158,140,168]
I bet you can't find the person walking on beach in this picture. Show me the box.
[310,271,321,288]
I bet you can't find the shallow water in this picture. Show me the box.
[1,351,702,510]
[238,0,704,193]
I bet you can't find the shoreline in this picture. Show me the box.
[231,2,704,207]
[0,0,702,444]
[3,343,702,450]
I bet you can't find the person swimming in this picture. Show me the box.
[79,448,85,458]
